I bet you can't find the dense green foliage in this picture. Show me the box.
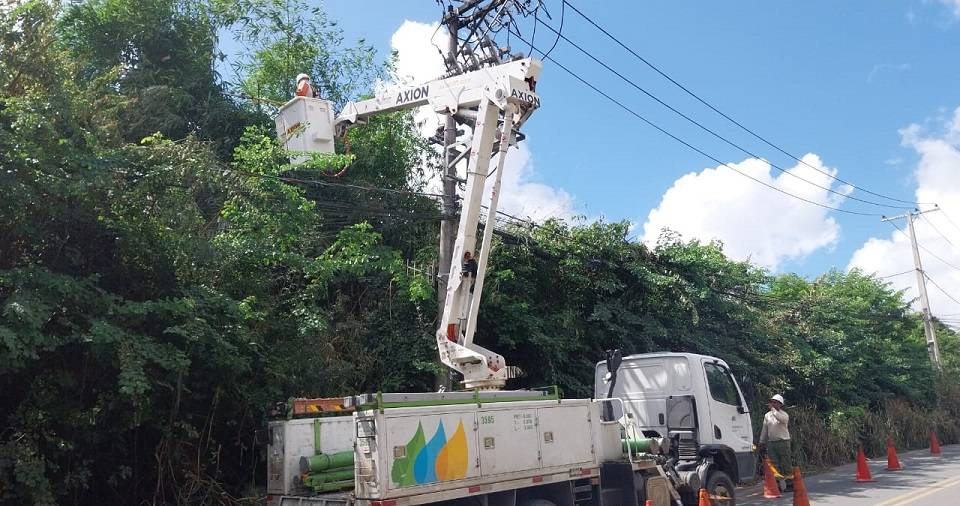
[1,1,958,504]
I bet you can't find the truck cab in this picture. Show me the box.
[595,352,755,501]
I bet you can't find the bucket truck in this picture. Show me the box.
[267,51,753,506]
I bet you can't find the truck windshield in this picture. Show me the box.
[704,363,740,406]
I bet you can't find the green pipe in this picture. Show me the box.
[303,468,355,486]
[300,451,354,473]
[622,437,654,454]
[314,468,355,482]
[309,479,354,492]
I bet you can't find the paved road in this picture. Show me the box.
[738,444,960,505]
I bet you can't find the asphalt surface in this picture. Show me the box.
[738,444,960,505]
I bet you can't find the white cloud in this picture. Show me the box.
[640,155,845,271]
[390,21,447,85]
[867,63,911,84]
[390,20,575,221]
[942,0,960,17]
[848,106,960,317]
[496,143,575,221]
[389,20,447,139]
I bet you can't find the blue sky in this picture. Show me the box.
[221,1,960,312]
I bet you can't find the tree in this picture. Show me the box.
[58,0,259,154]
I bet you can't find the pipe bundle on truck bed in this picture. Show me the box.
[300,451,355,493]
[300,451,354,473]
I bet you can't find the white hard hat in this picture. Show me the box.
[770,394,785,404]
[296,73,310,83]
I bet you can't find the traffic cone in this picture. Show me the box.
[886,436,903,471]
[792,467,810,506]
[698,488,712,506]
[855,445,874,482]
[930,430,942,456]
[645,501,654,506]
[763,458,782,498]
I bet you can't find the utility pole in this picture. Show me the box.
[435,0,517,390]
[882,208,943,371]
[433,0,522,390]
[435,7,460,391]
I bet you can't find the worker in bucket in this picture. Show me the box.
[759,394,793,492]
[295,73,319,98]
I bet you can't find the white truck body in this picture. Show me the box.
[267,392,652,506]
[353,398,615,503]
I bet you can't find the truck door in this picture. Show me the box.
[701,360,754,482]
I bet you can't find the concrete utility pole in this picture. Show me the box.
[432,0,520,390]
[882,208,943,371]
[435,11,459,391]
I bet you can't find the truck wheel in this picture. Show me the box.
[706,471,735,506]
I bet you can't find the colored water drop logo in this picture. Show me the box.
[391,419,468,486]
[391,423,424,487]
[414,420,446,483]
[436,420,468,481]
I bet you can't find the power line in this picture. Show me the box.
[225,166,557,235]
[924,272,960,307]
[887,221,960,273]
[509,29,881,217]
[226,167,450,199]
[938,206,960,236]
[277,172,449,199]
[877,269,915,279]
[532,17,907,211]
[542,0,564,59]
[560,0,930,208]
[275,165,960,330]
[917,242,960,273]
[920,212,958,249]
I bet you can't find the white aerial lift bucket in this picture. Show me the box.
[274,97,336,163]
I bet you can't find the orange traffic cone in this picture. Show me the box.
[886,436,903,471]
[855,445,874,482]
[792,467,810,506]
[930,430,942,456]
[698,488,712,506]
[763,457,782,498]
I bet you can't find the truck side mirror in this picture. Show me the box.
[737,406,746,414]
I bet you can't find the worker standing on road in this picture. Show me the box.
[760,394,792,492]
[295,73,319,98]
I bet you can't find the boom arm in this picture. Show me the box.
[335,58,541,133]
[335,58,543,390]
